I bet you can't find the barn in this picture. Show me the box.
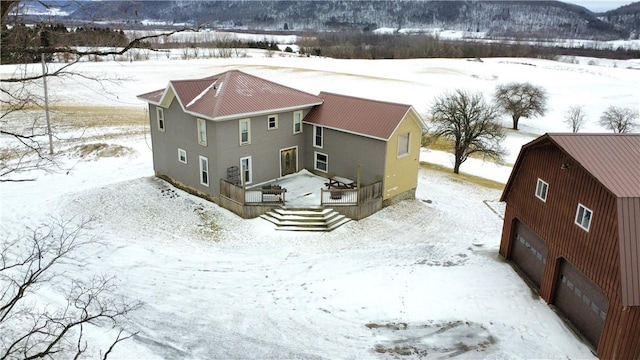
[499,133,640,359]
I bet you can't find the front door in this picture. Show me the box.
[280,148,297,176]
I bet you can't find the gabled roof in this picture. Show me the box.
[503,133,640,307]
[503,133,640,199]
[303,92,425,141]
[137,70,323,121]
[552,133,640,197]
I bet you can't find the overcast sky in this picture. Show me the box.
[564,0,634,12]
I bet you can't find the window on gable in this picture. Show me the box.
[267,115,278,130]
[239,119,251,145]
[314,151,328,172]
[197,118,207,146]
[397,133,410,157]
[314,125,323,148]
[293,111,303,134]
[240,156,252,185]
[575,203,593,231]
[535,178,548,202]
[178,148,187,164]
[156,107,165,132]
[199,156,209,187]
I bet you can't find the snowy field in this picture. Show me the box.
[1,49,639,359]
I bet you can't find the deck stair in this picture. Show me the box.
[260,206,351,231]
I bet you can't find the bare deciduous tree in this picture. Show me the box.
[429,89,506,174]
[1,2,188,356]
[598,105,639,133]
[494,82,548,130]
[564,105,588,133]
[1,217,141,359]
[1,1,197,182]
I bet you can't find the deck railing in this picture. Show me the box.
[320,181,382,206]
[220,180,286,205]
[220,179,245,204]
[220,178,383,219]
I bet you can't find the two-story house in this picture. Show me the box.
[137,70,425,220]
[499,133,640,359]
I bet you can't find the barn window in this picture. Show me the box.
[575,204,593,231]
[535,178,548,202]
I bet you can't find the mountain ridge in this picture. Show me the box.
[14,1,640,40]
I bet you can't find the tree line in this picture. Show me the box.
[302,32,640,60]
[1,23,130,64]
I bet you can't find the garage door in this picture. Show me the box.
[554,260,608,349]
[510,221,547,289]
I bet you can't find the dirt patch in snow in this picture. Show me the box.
[368,320,496,358]
[70,143,135,160]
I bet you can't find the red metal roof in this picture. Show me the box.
[303,92,414,141]
[138,70,323,120]
[137,88,164,103]
[547,133,640,198]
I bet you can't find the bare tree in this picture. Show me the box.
[429,89,506,174]
[1,217,141,359]
[598,105,639,133]
[494,82,548,130]
[1,1,197,182]
[564,105,588,133]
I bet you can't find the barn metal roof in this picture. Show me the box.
[547,133,640,198]
[303,92,418,141]
[137,70,323,120]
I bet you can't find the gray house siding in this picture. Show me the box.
[215,108,313,188]
[304,125,386,185]
[149,100,220,198]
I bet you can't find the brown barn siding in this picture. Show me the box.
[619,197,640,306]
[499,143,640,359]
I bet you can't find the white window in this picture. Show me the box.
[156,107,165,132]
[314,152,328,172]
[314,125,323,148]
[239,118,251,145]
[199,156,209,187]
[397,133,410,157]
[535,178,548,202]
[293,110,303,134]
[575,203,593,231]
[197,118,207,146]
[240,156,252,185]
[178,148,187,164]
[267,114,278,130]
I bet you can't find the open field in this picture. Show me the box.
[2,50,638,358]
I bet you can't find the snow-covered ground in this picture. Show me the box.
[1,50,638,358]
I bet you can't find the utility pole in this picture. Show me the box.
[40,29,54,155]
